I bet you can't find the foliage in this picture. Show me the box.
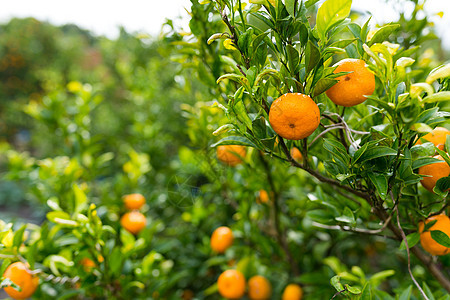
[0,0,450,299]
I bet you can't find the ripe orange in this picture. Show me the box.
[248,275,272,300]
[417,127,449,150]
[282,284,303,300]
[123,193,146,210]
[418,214,450,256]
[269,93,320,140]
[217,269,246,299]
[257,189,270,204]
[3,262,39,300]
[290,147,303,162]
[217,145,247,166]
[211,226,234,253]
[80,258,96,272]
[418,155,450,192]
[120,211,147,235]
[325,58,375,107]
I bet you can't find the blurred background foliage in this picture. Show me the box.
[0,0,449,298]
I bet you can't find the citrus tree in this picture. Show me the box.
[0,0,449,299]
[169,0,450,298]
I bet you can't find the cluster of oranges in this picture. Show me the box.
[415,127,450,257]
[217,269,303,299]
[210,226,303,299]
[417,127,450,193]
[120,193,147,235]
[2,262,39,299]
[268,58,375,142]
[217,59,374,164]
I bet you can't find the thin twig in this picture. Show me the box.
[393,194,429,300]
[311,218,395,237]
[331,286,348,299]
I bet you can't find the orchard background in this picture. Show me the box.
[0,0,450,299]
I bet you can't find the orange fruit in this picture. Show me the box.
[217,269,246,299]
[269,93,320,140]
[325,58,375,107]
[3,262,39,299]
[211,226,234,253]
[182,289,194,300]
[123,193,146,210]
[217,145,247,166]
[248,275,272,300]
[80,258,96,272]
[417,127,449,150]
[282,284,303,300]
[290,147,303,162]
[418,214,450,256]
[120,211,147,235]
[418,155,450,192]
[257,190,270,204]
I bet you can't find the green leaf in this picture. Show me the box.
[422,91,450,103]
[436,148,450,166]
[217,73,245,84]
[0,260,11,278]
[426,63,450,84]
[434,176,450,197]
[430,230,450,247]
[305,40,320,75]
[446,134,450,153]
[203,283,218,296]
[345,284,361,294]
[313,78,337,97]
[207,32,228,45]
[47,212,79,227]
[360,283,372,300]
[367,173,388,198]
[73,183,87,213]
[252,117,267,139]
[286,44,300,74]
[423,220,437,232]
[230,87,253,130]
[335,207,356,225]
[399,285,412,300]
[13,225,26,248]
[236,256,256,278]
[285,0,297,17]
[323,138,350,166]
[316,0,352,41]
[47,197,62,211]
[357,146,397,163]
[254,69,278,86]
[369,270,395,285]
[330,275,344,291]
[399,232,420,250]
[211,136,257,148]
[238,28,254,56]
[412,157,444,170]
[410,142,437,159]
[422,282,436,300]
[247,12,273,33]
[305,0,320,8]
[352,143,368,163]
[212,124,235,136]
[410,123,433,133]
[367,24,400,46]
